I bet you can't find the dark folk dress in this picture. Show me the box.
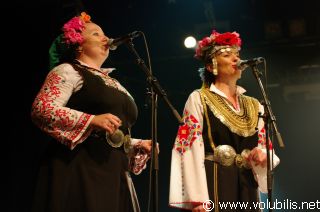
[32,63,138,212]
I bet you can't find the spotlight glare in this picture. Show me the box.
[184,36,196,48]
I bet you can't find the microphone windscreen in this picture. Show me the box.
[107,39,117,50]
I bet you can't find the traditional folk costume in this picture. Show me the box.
[31,61,149,212]
[169,30,279,211]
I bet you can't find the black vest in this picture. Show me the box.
[67,62,138,135]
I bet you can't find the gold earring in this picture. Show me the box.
[77,46,83,53]
[212,58,218,75]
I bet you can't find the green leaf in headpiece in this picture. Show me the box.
[48,34,68,70]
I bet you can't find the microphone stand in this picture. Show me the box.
[250,65,285,212]
[125,40,183,212]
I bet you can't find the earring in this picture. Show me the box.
[77,46,83,53]
[212,58,218,75]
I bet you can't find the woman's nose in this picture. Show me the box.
[233,54,240,61]
[232,56,238,62]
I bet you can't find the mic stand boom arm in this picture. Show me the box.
[125,40,183,212]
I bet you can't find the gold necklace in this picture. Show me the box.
[200,88,259,137]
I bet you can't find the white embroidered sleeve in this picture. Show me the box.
[169,90,209,210]
[31,63,94,149]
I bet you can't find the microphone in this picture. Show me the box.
[237,57,264,70]
[107,31,141,50]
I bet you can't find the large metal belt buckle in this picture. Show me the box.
[106,129,132,153]
[214,145,236,166]
[237,149,251,169]
[213,145,251,169]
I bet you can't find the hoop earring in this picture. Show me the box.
[212,58,218,75]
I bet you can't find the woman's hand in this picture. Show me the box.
[135,140,161,155]
[247,147,267,167]
[139,140,152,154]
[90,113,122,134]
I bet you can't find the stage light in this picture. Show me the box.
[184,36,197,48]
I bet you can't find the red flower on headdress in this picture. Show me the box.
[195,30,242,60]
[214,32,242,46]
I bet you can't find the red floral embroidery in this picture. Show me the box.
[258,127,273,149]
[31,72,91,147]
[174,110,201,155]
[177,125,190,140]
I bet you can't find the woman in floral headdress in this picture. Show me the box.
[169,30,279,211]
[31,12,151,212]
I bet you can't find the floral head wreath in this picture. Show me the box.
[48,12,91,70]
[195,30,242,62]
[62,12,91,45]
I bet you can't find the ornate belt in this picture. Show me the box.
[205,145,251,169]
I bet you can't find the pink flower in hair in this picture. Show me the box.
[64,30,84,44]
[62,12,91,45]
